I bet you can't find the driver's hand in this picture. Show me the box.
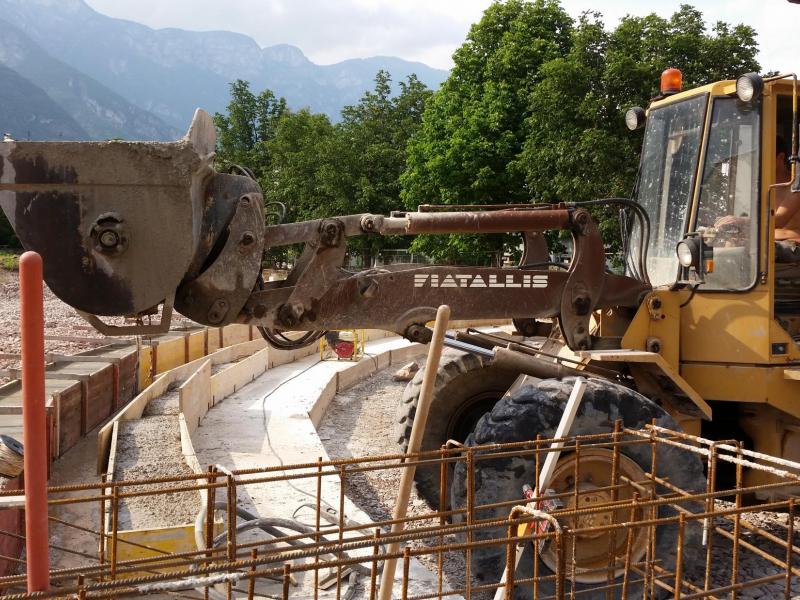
[714,215,744,228]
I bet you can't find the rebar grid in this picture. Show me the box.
[2,425,800,599]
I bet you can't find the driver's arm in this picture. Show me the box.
[774,188,800,228]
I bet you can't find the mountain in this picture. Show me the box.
[0,17,180,141]
[0,64,89,140]
[0,0,449,129]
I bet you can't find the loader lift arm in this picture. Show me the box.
[0,110,649,351]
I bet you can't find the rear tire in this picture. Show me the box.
[394,349,517,508]
[451,377,706,599]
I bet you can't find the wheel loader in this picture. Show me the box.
[1,68,798,596]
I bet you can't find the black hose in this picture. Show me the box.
[570,198,651,285]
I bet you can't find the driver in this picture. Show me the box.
[715,135,799,261]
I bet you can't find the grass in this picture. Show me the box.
[0,249,20,271]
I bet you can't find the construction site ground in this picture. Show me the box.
[5,265,800,598]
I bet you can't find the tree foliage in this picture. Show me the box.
[213,80,288,180]
[215,72,431,266]
[402,1,759,262]
[212,2,760,268]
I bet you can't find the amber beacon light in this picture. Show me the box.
[660,67,683,95]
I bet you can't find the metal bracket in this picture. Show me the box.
[77,293,175,336]
[560,210,606,351]
[175,193,265,326]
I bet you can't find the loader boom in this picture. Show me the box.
[0,110,649,351]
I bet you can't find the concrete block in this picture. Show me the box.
[336,356,377,392]
[308,375,339,428]
[389,343,426,366]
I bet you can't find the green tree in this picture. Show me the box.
[213,80,287,180]
[401,0,574,263]
[518,6,759,255]
[336,71,432,265]
[402,1,759,263]
[263,71,431,267]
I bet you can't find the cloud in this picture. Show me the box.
[84,0,799,76]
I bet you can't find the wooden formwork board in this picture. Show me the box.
[0,378,83,459]
[222,324,254,347]
[98,339,268,473]
[206,328,223,354]
[179,360,211,435]
[75,345,139,408]
[178,413,203,475]
[138,344,154,390]
[210,347,269,404]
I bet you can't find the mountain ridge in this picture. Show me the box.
[0,0,449,129]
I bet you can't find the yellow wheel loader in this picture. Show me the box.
[1,66,798,597]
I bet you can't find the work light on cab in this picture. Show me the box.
[676,239,696,268]
[736,73,764,102]
[625,107,646,130]
[660,67,682,95]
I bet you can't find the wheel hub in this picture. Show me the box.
[538,448,653,583]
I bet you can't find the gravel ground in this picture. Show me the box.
[0,270,110,383]
[318,365,800,599]
[318,364,469,595]
[0,269,196,384]
[694,504,800,599]
[114,394,202,531]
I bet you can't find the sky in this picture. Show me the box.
[85,0,799,76]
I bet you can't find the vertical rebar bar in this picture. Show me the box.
[556,529,565,600]
[731,442,744,600]
[282,563,291,600]
[226,474,235,600]
[703,445,717,593]
[247,549,257,600]
[647,419,659,600]
[621,494,637,599]
[438,445,447,600]
[466,448,475,600]
[370,529,381,600]
[571,439,581,600]
[315,457,322,600]
[674,513,685,600]
[505,522,516,600]
[786,498,795,600]
[337,464,346,600]
[533,434,541,600]
[402,547,411,600]
[606,420,622,600]
[110,485,119,581]
[205,466,216,600]
[98,473,106,582]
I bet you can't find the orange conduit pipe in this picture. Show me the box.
[20,251,49,591]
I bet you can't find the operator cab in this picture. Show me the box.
[626,70,800,348]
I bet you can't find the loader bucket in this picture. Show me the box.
[0,110,215,316]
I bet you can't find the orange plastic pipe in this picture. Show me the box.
[19,251,49,591]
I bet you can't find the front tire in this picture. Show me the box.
[394,349,517,508]
[451,377,706,599]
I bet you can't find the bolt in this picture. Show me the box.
[240,196,251,207]
[240,232,255,246]
[320,220,342,247]
[99,230,120,248]
[253,304,267,319]
[573,295,591,315]
[278,302,303,328]
[575,211,589,225]
[362,216,376,231]
[207,299,229,325]
[650,297,662,310]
